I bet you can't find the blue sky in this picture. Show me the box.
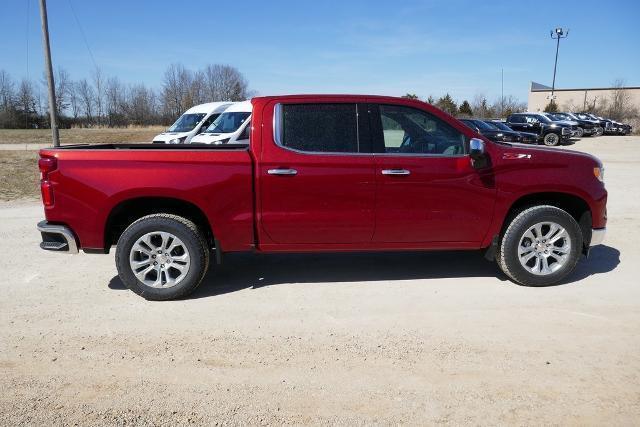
[1,0,639,103]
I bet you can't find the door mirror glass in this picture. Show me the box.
[469,138,488,169]
[469,138,485,159]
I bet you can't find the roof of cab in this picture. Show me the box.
[184,102,233,114]
[222,100,252,113]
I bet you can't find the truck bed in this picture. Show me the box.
[40,144,255,252]
[48,143,250,150]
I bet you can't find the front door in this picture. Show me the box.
[259,101,375,245]
[370,103,495,244]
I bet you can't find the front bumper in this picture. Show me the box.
[590,228,606,246]
[37,221,79,254]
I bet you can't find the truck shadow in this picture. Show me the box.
[109,245,620,299]
[108,245,620,299]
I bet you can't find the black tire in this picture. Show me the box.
[115,214,210,300]
[497,205,583,287]
[543,132,560,146]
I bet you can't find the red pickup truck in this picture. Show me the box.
[37,95,607,300]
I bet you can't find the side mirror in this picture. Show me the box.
[469,138,488,169]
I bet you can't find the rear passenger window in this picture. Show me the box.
[281,103,359,153]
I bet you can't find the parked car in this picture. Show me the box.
[552,112,602,137]
[540,113,582,138]
[575,113,623,135]
[485,120,538,144]
[153,102,233,144]
[506,112,573,146]
[578,113,632,135]
[190,101,252,145]
[36,95,607,300]
[459,118,522,143]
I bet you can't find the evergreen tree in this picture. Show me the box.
[435,93,458,115]
[458,100,473,116]
[544,100,558,112]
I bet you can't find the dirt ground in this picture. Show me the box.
[0,127,164,145]
[0,136,639,425]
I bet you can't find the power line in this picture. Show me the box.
[67,0,98,69]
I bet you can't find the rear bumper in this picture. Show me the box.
[37,221,79,254]
[590,228,606,246]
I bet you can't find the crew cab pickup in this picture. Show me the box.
[37,95,607,300]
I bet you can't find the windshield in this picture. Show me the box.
[472,120,494,130]
[534,114,552,123]
[545,114,562,121]
[489,121,512,131]
[205,112,251,134]
[168,113,206,133]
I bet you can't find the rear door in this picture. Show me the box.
[507,115,528,132]
[258,101,375,244]
[370,103,495,244]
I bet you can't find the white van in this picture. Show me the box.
[189,101,252,145]
[152,102,233,144]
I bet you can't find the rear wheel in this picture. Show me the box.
[543,132,560,146]
[115,214,210,300]
[497,205,583,286]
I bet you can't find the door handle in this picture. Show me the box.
[268,168,298,176]
[381,169,411,176]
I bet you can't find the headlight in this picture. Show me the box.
[593,166,605,183]
[168,138,180,144]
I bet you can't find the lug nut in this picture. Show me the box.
[158,250,162,254]
[153,261,157,265]
[161,264,165,268]
[152,255,156,259]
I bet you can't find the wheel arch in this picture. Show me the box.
[501,191,592,252]
[104,197,217,254]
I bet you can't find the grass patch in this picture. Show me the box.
[0,127,165,145]
[0,151,40,201]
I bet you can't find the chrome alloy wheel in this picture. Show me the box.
[517,222,571,276]
[129,231,191,288]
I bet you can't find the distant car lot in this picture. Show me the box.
[1,135,638,424]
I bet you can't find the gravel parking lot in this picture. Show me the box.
[1,136,639,425]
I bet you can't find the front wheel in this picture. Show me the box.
[543,132,560,146]
[115,214,210,300]
[575,127,584,138]
[497,205,583,287]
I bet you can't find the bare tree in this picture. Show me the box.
[162,63,192,118]
[105,76,126,126]
[92,67,105,125]
[68,82,81,120]
[76,79,95,124]
[125,83,158,125]
[0,70,15,109]
[607,79,637,122]
[471,93,495,118]
[493,95,527,117]
[203,64,249,102]
[52,67,71,116]
[16,79,37,128]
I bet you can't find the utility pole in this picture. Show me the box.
[550,27,569,105]
[501,68,504,116]
[39,0,60,147]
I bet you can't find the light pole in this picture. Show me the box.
[550,27,569,105]
[38,0,60,147]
